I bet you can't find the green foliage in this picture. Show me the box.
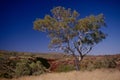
[0,58,16,78]
[36,57,50,69]
[15,59,31,77]
[33,6,106,52]
[15,59,47,77]
[33,6,107,71]
[29,61,45,75]
[55,64,74,72]
[94,58,116,69]
[79,58,116,71]
[0,55,50,79]
[80,60,94,71]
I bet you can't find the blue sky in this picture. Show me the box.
[0,0,120,54]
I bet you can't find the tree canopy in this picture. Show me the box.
[33,6,107,70]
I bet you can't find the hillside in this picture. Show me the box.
[0,50,120,79]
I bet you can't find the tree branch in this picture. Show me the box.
[83,46,92,57]
[73,41,83,60]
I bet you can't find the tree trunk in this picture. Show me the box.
[74,55,80,71]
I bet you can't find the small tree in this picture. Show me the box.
[33,6,107,70]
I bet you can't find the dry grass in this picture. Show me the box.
[8,69,120,80]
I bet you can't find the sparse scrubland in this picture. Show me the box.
[0,50,120,80]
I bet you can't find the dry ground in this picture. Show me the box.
[4,69,119,80]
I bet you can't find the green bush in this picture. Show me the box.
[36,57,50,69]
[80,60,94,71]
[79,58,116,71]
[94,58,116,69]
[29,61,45,75]
[55,64,74,72]
[15,59,46,77]
[15,59,31,77]
[0,58,15,78]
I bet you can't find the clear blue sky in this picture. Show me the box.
[0,0,120,55]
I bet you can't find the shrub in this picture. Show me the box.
[15,59,31,77]
[94,58,116,69]
[0,58,15,78]
[15,58,47,77]
[36,57,50,69]
[29,61,45,75]
[55,64,74,72]
[80,60,94,71]
[79,58,116,71]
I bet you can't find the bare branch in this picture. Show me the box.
[83,46,92,57]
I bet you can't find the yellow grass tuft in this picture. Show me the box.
[9,69,120,80]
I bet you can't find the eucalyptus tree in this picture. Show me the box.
[33,6,107,70]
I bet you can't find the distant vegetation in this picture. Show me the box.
[0,50,120,79]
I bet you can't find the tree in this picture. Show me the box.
[33,6,107,70]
